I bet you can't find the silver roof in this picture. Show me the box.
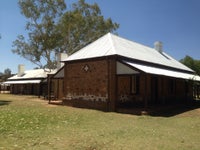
[64,33,193,73]
[7,69,56,80]
[4,80,41,84]
[123,61,200,81]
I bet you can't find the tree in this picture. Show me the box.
[57,0,119,54]
[0,73,2,82]
[12,0,119,70]
[12,0,66,69]
[0,68,12,81]
[180,55,200,75]
[4,68,11,76]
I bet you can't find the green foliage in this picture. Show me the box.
[0,68,12,81]
[3,68,11,76]
[12,0,119,69]
[180,55,200,75]
[57,0,119,54]
[12,0,66,69]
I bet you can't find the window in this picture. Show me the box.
[131,75,139,94]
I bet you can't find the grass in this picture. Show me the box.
[0,94,200,150]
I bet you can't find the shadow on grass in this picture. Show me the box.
[117,100,200,117]
[49,99,200,117]
[149,101,200,117]
[0,100,12,106]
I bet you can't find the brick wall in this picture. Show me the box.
[64,59,109,110]
[117,75,131,102]
[63,58,194,110]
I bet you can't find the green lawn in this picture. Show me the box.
[0,94,200,150]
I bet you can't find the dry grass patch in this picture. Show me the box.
[0,94,200,150]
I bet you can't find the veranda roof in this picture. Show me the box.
[8,69,54,80]
[123,60,200,81]
[4,80,41,84]
[6,69,57,84]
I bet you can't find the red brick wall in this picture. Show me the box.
[63,58,194,110]
[64,59,109,110]
[117,76,131,99]
[107,58,117,111]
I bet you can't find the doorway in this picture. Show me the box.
[151,76,158,104]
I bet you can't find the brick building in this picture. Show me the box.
[5,65,54,96]
[62,33,200,112]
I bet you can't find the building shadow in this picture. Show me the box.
[48,98,200,117]
[117,100,200,117]
[0,100,12,106]
[149,101,200,117]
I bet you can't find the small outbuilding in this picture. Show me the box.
[62,33,200,112]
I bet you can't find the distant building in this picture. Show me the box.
[4,64,55,96]
[61,33,200,111]
[4,53,68,97]
[0,82,10,93]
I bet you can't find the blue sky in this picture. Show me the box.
[0,0,200,73]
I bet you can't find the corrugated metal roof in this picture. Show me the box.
[124,60,200,81]
[64,33,194,73]
[8,69,55,80]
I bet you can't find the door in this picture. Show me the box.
[151,76,158,104]
[117,75,131,106]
